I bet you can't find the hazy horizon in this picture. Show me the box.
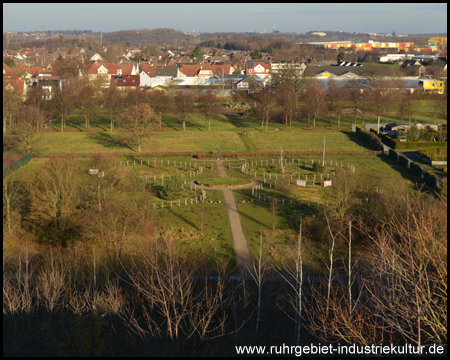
[3,3,447,34]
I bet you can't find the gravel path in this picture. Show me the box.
[215,161,253,276]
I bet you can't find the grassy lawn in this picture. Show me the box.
[155,189,237,273]
[199,177,251,186]
[246,129,370,152]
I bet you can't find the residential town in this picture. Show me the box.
[3,34,447,100]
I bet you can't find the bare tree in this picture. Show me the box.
[148,90,169,130]
[405,94,419,123]
[173,89,194,131]
[277,86,298,129]
[198,90,220,131]
[77,82,96,130]
[253,88,277,131]
[3,86,21,133]
[347,84,361,125]
[9,105,46,154]
[275,220,304,345]
[378,79,395,123]
[270,62,306,93]
[28,155,81,233]
[304,82,326,128]
[325,80,338,127]
[3,177,24,234]
[119,103,158,152]
[52,79,76,132]
[395,91,408,124]
[325,167,358,222]
[249,232,270,338]
[102,82,123,132]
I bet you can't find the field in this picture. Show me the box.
[5,104,446,273]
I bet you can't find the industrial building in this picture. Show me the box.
[304,40,414,51]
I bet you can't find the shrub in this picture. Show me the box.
[158,175,184,200]
[312,162,325,172]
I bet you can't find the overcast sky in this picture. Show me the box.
[3,3,447,34]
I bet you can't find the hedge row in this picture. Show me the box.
[378,132,397,148]
[393,141,447,150]
[373,129,447,150]
[409,162,424,178]
[398,153,411,168]
[389,148,399,162]
[355,126,383,150]
[196,152,239,159]
[424,170,440,189]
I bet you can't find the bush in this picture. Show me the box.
[312,162,325,172]
[158,175,184,200]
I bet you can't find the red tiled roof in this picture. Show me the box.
[3,75,25,95]
[141,63,162,77]
[3,63,12,75]
[246,60,271,73]
[179,64,202,77]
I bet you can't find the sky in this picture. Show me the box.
[3,3,447,34]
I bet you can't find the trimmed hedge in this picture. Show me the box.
[389,149,399,162]
[393,141,447,150]
[423,170,440,189]
[355,126,383,150]
[398,153,411,168]
[378,133,397,148]
[409,162,424,178]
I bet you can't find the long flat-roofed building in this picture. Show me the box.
[303,40,413,51]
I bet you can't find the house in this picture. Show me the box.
[3,75,27,99]
[87,63,139,87]
[111,74,140,91]
[309,66,363,79]
[36,69,61,100]
[245,59,271,78]
[234,75,266,94]
[86,51,104,62]
[140,66,179,89]
[198,64,232,77]
[141,63,163,78]
[419,79,445,94]
[179,64,203,77]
